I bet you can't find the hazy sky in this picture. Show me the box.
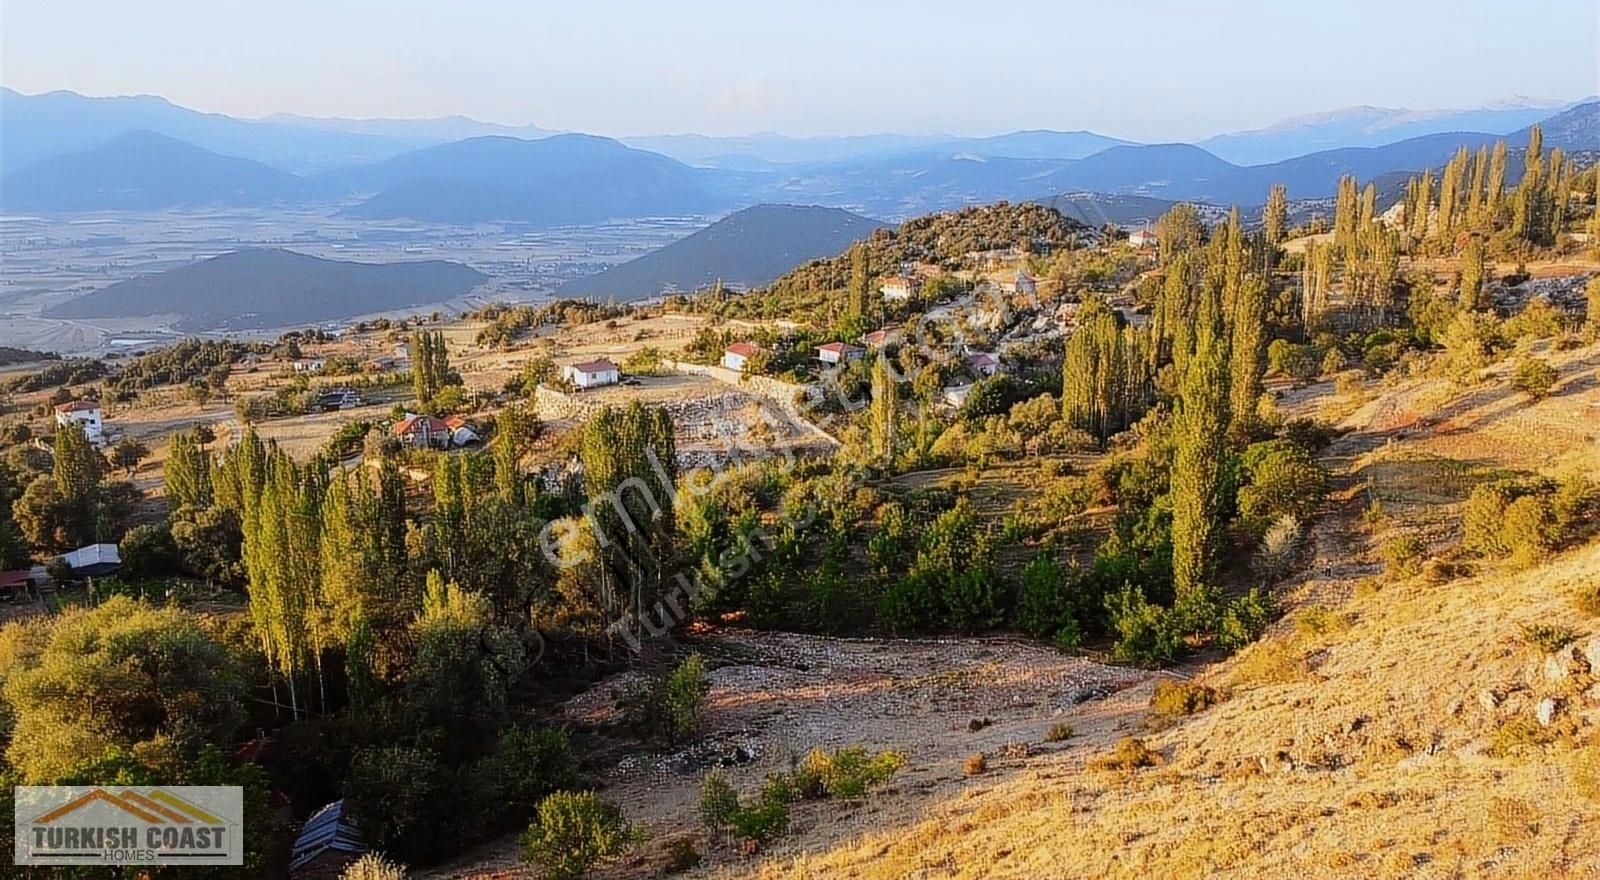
[2,0,1595,141]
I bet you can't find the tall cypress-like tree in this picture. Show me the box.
[1263,185,1288,251]
[1170,302,1231,601]
[1227,276,1267,441]
[1458,236,1486,310]
[846,243,870,322]
[1486,141,1508,219]
[52,420,104,543]
[165,430,212,509]
[869,355,898,464]
[580,403,678,642]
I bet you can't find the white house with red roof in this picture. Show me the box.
[392,413,451,449]
[1127,228,1158,248]
[54,400,104,443]
[722,342,762,372]
[562,358,620,389]
[815,341,865,365]
[861,327,903,349]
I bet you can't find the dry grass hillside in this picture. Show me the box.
[720,340,1600,880]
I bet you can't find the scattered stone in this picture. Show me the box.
[1583,636,1600,676]
[1536,697,1563,727]
[1478,688,1502,712]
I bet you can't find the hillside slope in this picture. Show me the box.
[727,340,1600,879]
[558,204,887,300]
[44,248,486,330]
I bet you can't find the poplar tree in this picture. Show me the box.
[1408,168,1432,242]
[1333,175,1360,265]
[1153,203,1204,264]
[1486,141,1508,218]
[1170,293,1231,602]
[580,403,678,639]
[869,355,898,464]
[1062,298,1148,442]
[52,419,104,539]
[165,430,212,509]
[1227,276,1267,441]
[1458,236,1486,310]
[846,244,870,322]
[1262,185,1288,250]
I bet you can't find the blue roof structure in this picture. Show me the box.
[290,799,367,871]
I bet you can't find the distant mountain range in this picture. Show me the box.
[43,248,487,330]
[1,88,1593,223]
[1196,97,1589,164]
[335,134,723,225]
[558,204,887,300]
[0,130,309,211]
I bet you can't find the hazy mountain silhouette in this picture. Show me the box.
[336,134,723,225]
[0,130,310,211]
[558,204,887,300]
[43,248,486,330]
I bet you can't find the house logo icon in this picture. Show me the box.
[13,785,243,866]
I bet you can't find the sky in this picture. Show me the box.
[1,0,1596,141]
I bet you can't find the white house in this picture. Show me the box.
[1127,229,1158,248]
[816,342,865,365]
[879,275,921,301]
[722,342,762,372]
[293,358,326,373]
[1000,271,1036,296]
[965,352,1001,376]
[54,400,104,443]
[562,358,620,389]
[942,385,974,409]
[392,414,450,449]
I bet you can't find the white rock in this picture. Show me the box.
[1537,697,1563,727]
[1478,688,1502,711]
[1584,636,1600,676]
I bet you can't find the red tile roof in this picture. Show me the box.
[569,358,618,373]
[54,400,101,413]
[817,342,863,354]
[392,415,449,436]
[726,342,762,357]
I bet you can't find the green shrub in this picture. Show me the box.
[1518,622,1579,654]
[1512,357,1558,398]
[963,753,988,776]
[1105,585,1181,667]
[1488,717,1558,757]
[1149,680,1220,717]
[1217,587,1276,651]
[1576,585,1600,618]
[793,746,905,800]
[625,652,711,745]
[698,772,739,833]
[1294,605,1347,637]
[495,726,577,814]
[1089,736,1161,772]
[1044,722,1075,742]
[1382,535,1426,577]
[1463,478,1557,559]
[521,792,630,880]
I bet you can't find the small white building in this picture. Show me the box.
[444,416,481,446]
[1127,229,1158,248]
[722,342,762,372]
[965,352,1001,376]
[879,275,921,302]
[1000,271,1036,297]
[816,342,865,365]
[293,358,326,373]
[59,543,121,575]
[942,385,974,409]
[54,401,104,443]
[562,358,620,389]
